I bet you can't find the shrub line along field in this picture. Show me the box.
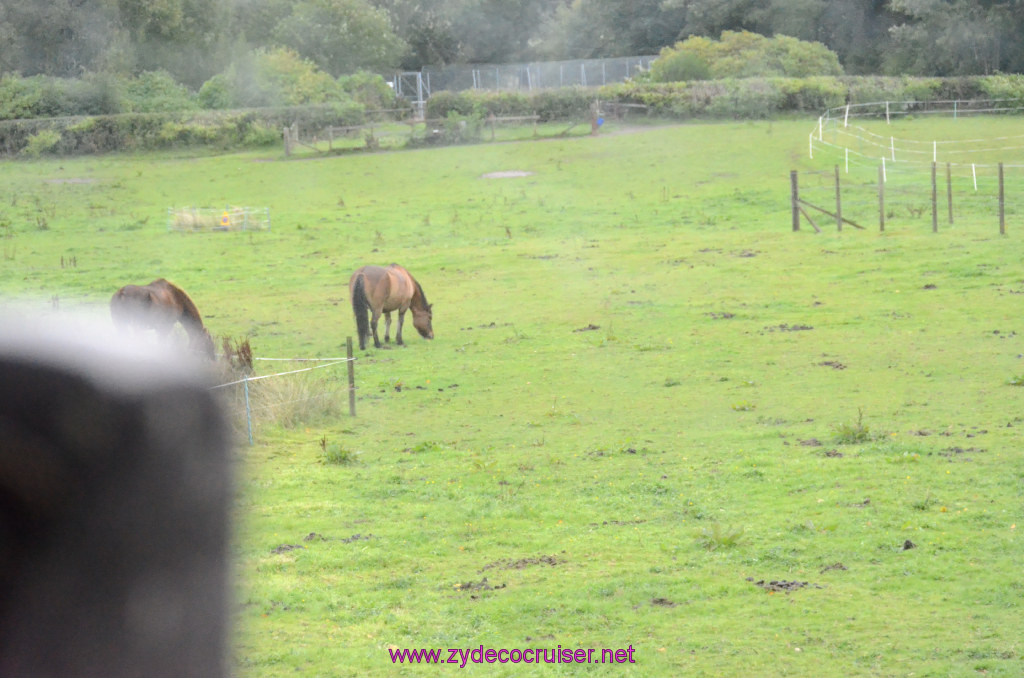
[0,119,1022,676]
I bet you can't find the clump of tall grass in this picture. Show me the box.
[831,408,874,444]
[212,337,344,434]
[696,522,745,551]
[248,373,344,428]
[320,435,358,465]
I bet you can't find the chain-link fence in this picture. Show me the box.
[392,55,656,115]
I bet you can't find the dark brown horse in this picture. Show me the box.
[110,278,215,359]
[349,264,433,350]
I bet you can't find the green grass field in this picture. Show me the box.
[1,119,1022,676]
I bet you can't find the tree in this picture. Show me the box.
[534,0,686,59]
[270,0,408,76]
[371,0,462,68]
[447,0,560,64]
[200,47,347,108]
[663,0,898,74]
[884,0,1024,75]
[0,0,119,77]
[112,0,233,86]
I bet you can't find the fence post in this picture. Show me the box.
[878,164,885,232]
[834,165,842,232]
[931,162,938,233]
[347,337,356,417]
[791,170,800,231]
[999,162,1006,235]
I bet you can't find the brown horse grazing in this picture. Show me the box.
[349,264,433,350]
[110,278,216,359]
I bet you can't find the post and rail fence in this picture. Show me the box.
[791,162,1010,235]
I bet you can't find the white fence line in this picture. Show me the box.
[211,359,350,390]
[811,99,1024,170]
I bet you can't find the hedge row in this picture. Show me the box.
[422,75,1024,122]
[0,104,371,157]
[597,75,1024,120]
[4,75,1024,156]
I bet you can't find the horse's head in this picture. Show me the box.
[110,285,153,331]
[412,303,433,340]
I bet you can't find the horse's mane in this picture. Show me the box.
[412,279,429,309]
[155,278,205,328]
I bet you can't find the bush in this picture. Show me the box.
[650,49,710,83]
[339,71,400,111]
[0,74,123,120]
[198,74,233,110]
[425,90,478,119]
[122,71,198,113]
[978,74,1024,104]
[529,87,593,121]
[776,77,846,111]
[20,129,62,157]
[652,31,843,83]
[705,79,783,118]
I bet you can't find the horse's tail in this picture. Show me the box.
[352,274,370,349]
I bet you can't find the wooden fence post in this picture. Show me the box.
[791,170,800,231]
[347,337,356,417]
[999,162,1006,235]
[931,162,938,232]
[834,165,842,232]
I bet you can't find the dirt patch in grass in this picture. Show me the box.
[272,532,372,552]
[480,555,564,572]
[747,578,824,593]
[272,543,304,554]
[940,446,985,459]
[764,323,814,333]
[589,518,647,527]
[452,577,507,592]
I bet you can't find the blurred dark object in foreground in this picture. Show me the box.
[0,318,231,678]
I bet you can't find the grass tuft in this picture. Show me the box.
[696,523,745,551]
[832,408,874,444]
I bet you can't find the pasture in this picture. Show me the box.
[0,119,1022,676]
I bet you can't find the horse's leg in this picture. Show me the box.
[395,309,406,346]
[383,311,392,344]
[370,310,383,348]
